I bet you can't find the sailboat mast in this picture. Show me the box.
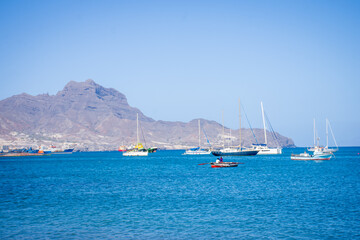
[136,113,139,145]
[239,98,241,149]
[261,101,267,145]
[328,119,338,148]
[313,118,316,147]
[222,111,225,148]
[230,129,232,147]
[326,118,329,148]
[198,119,201,148]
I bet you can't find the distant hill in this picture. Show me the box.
[0,80,295,150]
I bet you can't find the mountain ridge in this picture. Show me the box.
[0,80,295,150]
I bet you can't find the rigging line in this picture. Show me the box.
[139,119,147,148]
[265,113,276,140]
[202,128,212,148]
[264,111,280,146]
[327,120,338,148]
[240,103,259,144]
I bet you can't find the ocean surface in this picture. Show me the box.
[1,147,360,239]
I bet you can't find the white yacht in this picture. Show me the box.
[308,118,338,155]
[252,102,282,155]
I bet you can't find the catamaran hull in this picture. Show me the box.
[211,150,258,156]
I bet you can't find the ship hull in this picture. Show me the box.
[212,150,258,156]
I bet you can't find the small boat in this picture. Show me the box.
[211,157,239,168]
[184,120,211,155]
[184,147,211,155]
[147,147,158,153]
[118,146,127,152]
[198,157,242,167]
[308,119,338,154]
[308,146,334,156]
[123,114,149,157]
[291,151,332,160]
[210,162,239,168]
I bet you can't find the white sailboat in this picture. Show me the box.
[184,119,211,155]
[308,118,338,154]
[291,151,332,161]
[252,102,282,155]
[123,113,148,156]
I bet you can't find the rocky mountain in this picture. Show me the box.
[0,80,295,150]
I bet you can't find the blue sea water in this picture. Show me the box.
[1,148,360,239]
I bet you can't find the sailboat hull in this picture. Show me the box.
[123,151,148,156]
[322,148,338,153]
[291,154,332,161]
[184,149,211,155]
[211,149,258,156]
[308,146,338,154]
[183,120,211,155]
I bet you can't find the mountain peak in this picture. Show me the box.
[85,79,95,84]
[61,79,97,91]
[57,80,127,102]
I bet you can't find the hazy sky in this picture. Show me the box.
[1,0,359,146]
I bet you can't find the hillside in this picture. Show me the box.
[0,80,295,150]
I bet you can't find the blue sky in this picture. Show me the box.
[1,0,359,146]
